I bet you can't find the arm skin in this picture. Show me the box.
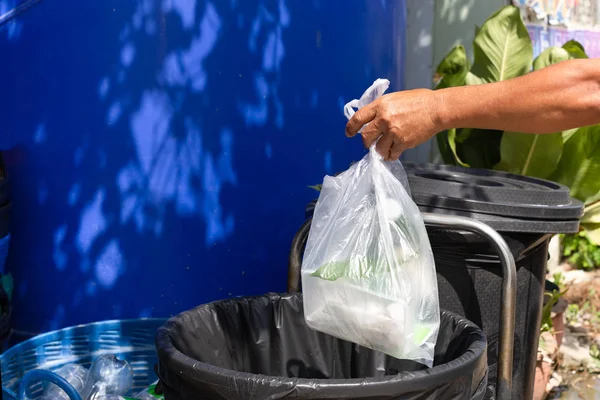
[345,58,600,160]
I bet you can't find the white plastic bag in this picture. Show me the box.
[302,79,440,367]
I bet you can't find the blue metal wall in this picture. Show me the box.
[0,0,406,334]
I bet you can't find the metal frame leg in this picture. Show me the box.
[421,214,516,400]
[287,213,517,400]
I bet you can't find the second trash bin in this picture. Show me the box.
[156,293,488,400]
[402,163,582,400]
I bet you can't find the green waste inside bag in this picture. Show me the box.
[310,259,384,281]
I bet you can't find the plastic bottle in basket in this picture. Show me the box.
[95,381,164,400]
[82,355,134,400]
[41,364,89,400]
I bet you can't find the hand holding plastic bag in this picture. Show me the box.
[302,79,440,367]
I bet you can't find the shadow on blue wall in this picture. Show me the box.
[0,0,405,334]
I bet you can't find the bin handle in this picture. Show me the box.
[287,218,311,293]
[287,213,516,400]
[18,369,83,400]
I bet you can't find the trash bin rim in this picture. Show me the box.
[155,293,487,391]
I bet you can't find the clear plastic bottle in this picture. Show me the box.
[41,364,89,400]
[82,355,134,400]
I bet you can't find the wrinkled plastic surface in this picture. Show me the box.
[302,79,439,366]
[155,293,488,400]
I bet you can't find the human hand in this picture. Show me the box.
[345,89,441,160]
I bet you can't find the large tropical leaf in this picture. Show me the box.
[448,129,470,167]
[457,129,503,169]
[469,6,533,83]
[551,125,600,202]
[582,206,600,224]
[584,191,600,206]
[495,131,563,179]
[436,131,457,166]
[533,47,570,70]
[532,40,587,71]
[583,223,600,246]
[563,40,588,59]
[562,128,579,142]
[434,46,470,164]
[435,45,470,89]
[437,128,473,167]
[465,72,487,86]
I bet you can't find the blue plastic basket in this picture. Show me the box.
[0,318,166,400]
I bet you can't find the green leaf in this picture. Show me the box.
[583,211,600,224]
[447,129,470,167]
[583,201,600,223]
[436,130,458,166]
[563,40,588,59]
[582,223,600,247]
[541,289,567,332]
[533,47,570,70]
[456,128,474,143]
[311,261,349,281]
[435,45,470,89]
[494,131,563,179]
[562,128,579,142]
[469,6,533,83]
[465,71,487,86]
[457,129,503,169]
[551,125,600,202]
[585,192,600,206]
[434,45,470,162]
[311,259,388,281]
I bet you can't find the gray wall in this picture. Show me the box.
[403,0,507,163]
[433,0,508,68]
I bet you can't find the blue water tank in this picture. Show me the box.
[0,0,406,335]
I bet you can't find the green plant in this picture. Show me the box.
[553,271,566,291]
[562,232,600,270]
[591,344,600,360]
[566,303,580,325]
[539,271,569,333]
[436,5,600,244]
[541,287,567,333]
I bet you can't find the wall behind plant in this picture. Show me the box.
[433,0,507,70]
[527,25,600,58]
[0,0,407,335]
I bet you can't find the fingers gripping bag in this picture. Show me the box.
[301,79,440,367]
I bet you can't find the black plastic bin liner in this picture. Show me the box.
[156,293,488,400]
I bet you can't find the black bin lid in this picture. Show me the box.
[403,162,583,234]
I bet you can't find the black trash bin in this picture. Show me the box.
[304,163,583,400]
[156,293,488,400]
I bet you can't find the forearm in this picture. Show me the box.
[435,59,600,133]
